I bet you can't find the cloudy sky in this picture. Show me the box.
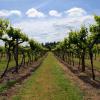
[0,0,100,43]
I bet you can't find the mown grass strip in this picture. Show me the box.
[12,52,83,100]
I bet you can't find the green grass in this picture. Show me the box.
[0,57,16,72]
[12,52,83,100]
[0,55,37,95]
[0,54,29,73]
[73,56,100,71]
[0,80,16,93]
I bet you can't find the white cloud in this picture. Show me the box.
[26,8,45,18]
[10,10,21,16]
[0,10,21,17]
[14,14,94,43]
[65,7,87,17]
[0,7,95,44]
[49,10,62,17]
[3,7,93,43]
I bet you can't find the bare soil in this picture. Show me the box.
[0,54,100,100]
[57,57,100,100]
[0,55,46,99]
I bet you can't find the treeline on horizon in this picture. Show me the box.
[0,15,100,80]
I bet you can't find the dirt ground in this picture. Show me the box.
[57,57,100,100]
[0,55,46,100]
[0,53,100,100]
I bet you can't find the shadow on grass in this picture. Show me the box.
[0,55,46,96]
[56,56,100,89]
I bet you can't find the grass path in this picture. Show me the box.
[11,52,83,100]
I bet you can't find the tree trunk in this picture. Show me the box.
[14,39,19,73]
[94,53,96,60]
[89,49,95,80]
[72,53,74,66]
[69,52,71,65]
[78,55,81,70]
[19,50,25,69]
[62,52,65,61]
[81,50,85,72]
[1,47,11,78]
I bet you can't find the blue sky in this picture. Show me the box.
[0,0,100,43]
